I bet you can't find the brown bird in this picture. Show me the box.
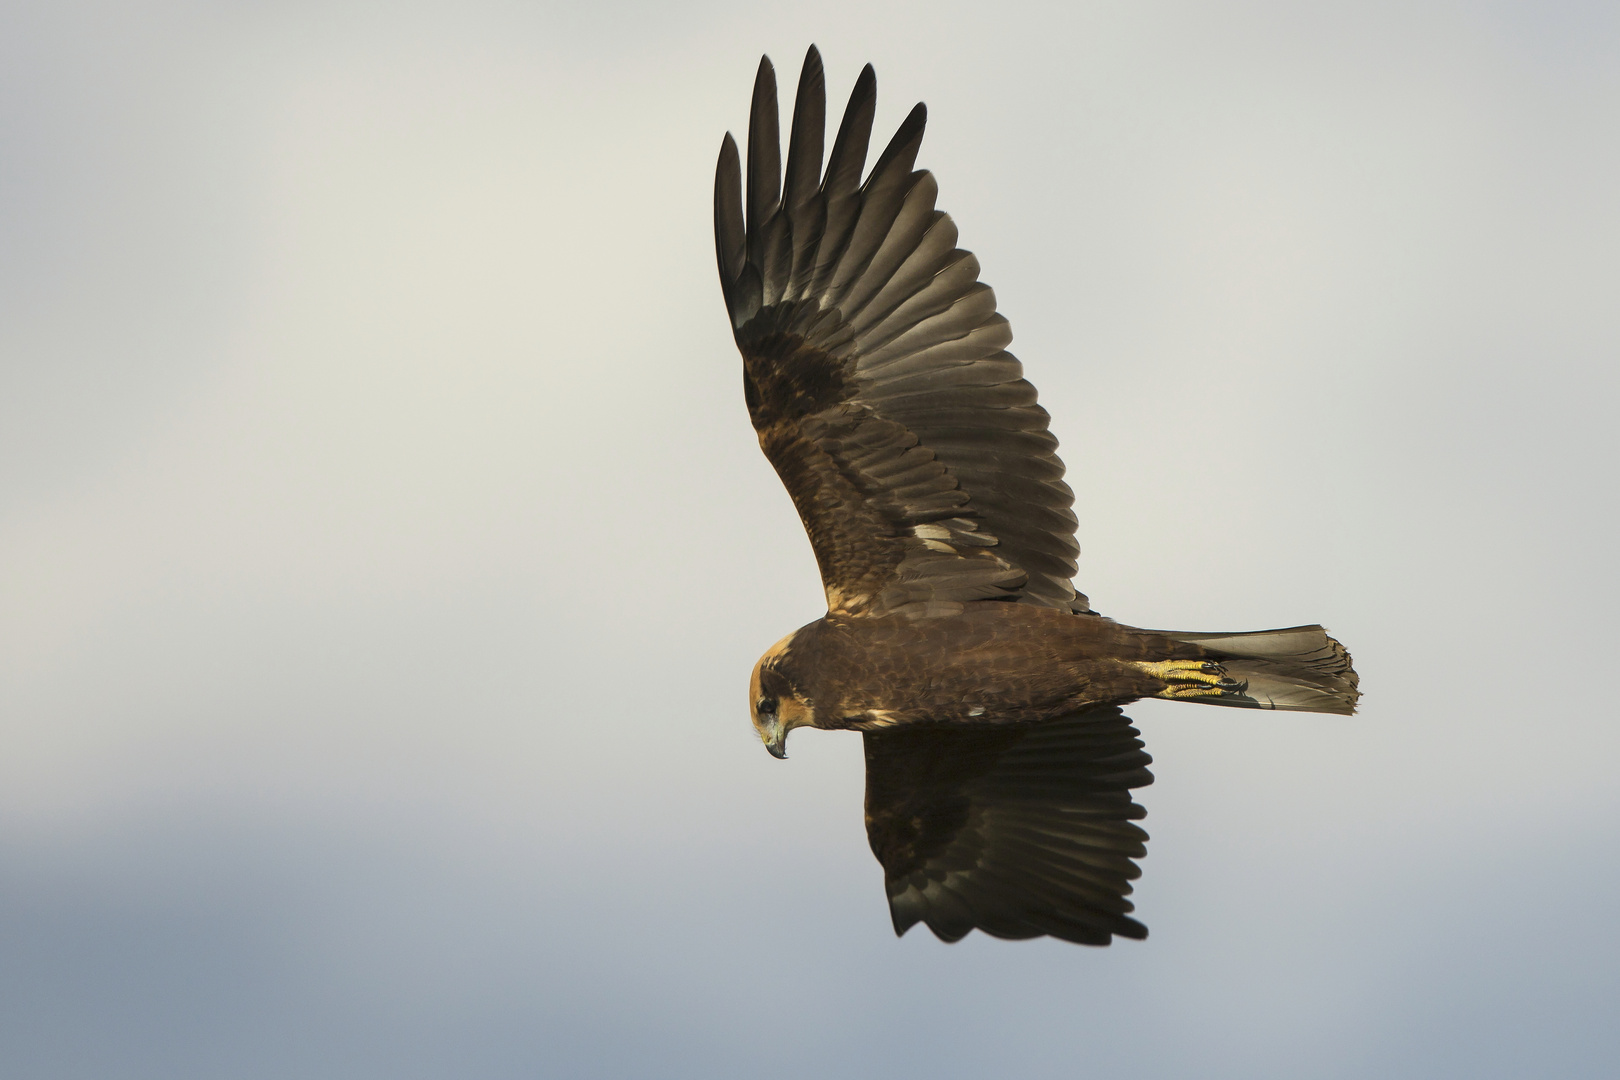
[715,47,1359,945]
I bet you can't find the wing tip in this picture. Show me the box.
[894,907,1151,946]
[714,132,744,291]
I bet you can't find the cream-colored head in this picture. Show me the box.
[749,631,815,759]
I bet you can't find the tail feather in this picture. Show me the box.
[1155,625,1360,715]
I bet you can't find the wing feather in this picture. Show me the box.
[713,135,745,300]
[781,51,826,301]
[745,58,781,283]
[808,63,876,301]
[825,105,928,306]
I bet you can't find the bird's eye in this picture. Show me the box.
[757,698,778,716]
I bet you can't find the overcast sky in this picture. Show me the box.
[2,1,1617,1076]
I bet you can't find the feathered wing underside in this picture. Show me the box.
[716,48,1084,618]
[863,706,1153,945]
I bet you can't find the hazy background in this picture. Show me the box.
[2,1,1617,1075]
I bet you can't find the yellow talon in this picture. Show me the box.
[1131,659,1241,700]
[1161,682,1224,699]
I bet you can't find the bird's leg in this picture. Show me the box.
[1131,659,1244,700]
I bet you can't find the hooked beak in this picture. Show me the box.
[761,719,788,759]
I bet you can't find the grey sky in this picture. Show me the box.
[2,1,1617,1076]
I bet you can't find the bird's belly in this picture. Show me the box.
[806,609,1154,729]
[832,648,1108,728]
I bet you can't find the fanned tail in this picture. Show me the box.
[1154,625,1360,715]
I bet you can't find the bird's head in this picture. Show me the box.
[750,632,815,759]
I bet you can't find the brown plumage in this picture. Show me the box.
[716,47,1360,946]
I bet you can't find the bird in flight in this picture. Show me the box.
[714,47,1359,945]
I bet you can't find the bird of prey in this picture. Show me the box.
[714,47,1359,946]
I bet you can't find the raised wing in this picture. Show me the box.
[863,706,1153,945]
[715,48,1086,618]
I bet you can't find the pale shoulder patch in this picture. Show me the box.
[823,585,871,615]
[759,628,800,664]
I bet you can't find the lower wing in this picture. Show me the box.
[862,706,1154,946]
